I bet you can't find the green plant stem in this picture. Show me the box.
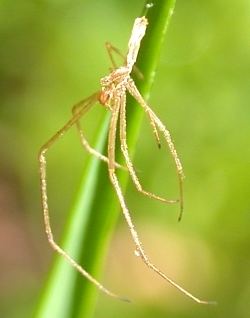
[35,1,176,317]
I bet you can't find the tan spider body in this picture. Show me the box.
[39,16,213,304]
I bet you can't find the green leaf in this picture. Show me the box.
[35,1,176,317]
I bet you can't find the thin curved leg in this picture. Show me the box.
[108,94,210,304]
[127,79,185,221]
[72,103,125,170]
[119,93,178,203]
[39,93,126,301]
[105,41,143,79]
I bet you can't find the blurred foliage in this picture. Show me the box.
[0,1,250,318]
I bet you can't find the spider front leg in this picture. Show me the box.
[108,95,210,304]
[119,92,178,204]
[39,93,126,301]
[127,80,185,221]
[72,101,125,170]
[105,42,144,79]
[105,42,122,69]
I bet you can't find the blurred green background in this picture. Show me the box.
[0,0,250,317]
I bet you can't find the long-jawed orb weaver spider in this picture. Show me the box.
[39,16,214,304]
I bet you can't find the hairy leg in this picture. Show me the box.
[119,92,178,203]
[39,93,126,301]
[127,79,185,221]
[108,94,209,304]
[72,102,125,170]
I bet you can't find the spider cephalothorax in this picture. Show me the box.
[99,67,130,108]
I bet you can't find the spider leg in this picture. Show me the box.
[119,92,178,204]
[127,79,185,221]
[72,103,125,170]
[144,106,162,148]
[105,42,143,79]
[108,94,211,304]
[105,42,121,69]
[39,93,128,302]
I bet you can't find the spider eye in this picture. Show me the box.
[100,77,110,87]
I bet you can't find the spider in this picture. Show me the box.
[39,16,213,304]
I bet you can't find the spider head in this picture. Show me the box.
[100,67,128,86]
[100,75,112,88]
[99,67,129,108]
